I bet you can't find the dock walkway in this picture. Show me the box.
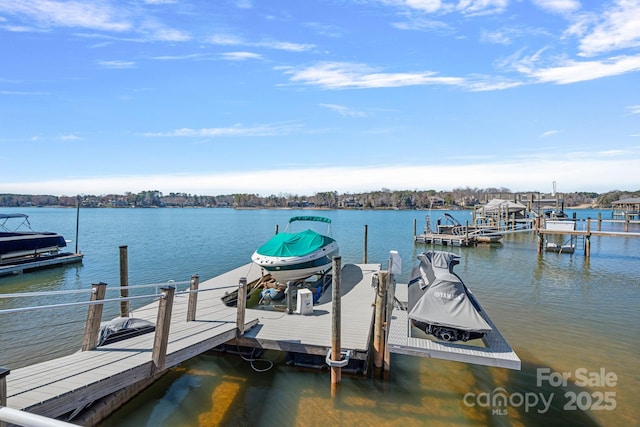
[235,263,380,362]
[4,262,380,422]
[5,264,264,420]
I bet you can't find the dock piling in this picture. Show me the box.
[373,271,388,370]
[286,281,293,314]
[330,256,342,395]
[186,274,199,322]
[119,246,129,317]
[236,277,247,336]
[151,286,175,374]
[363,224,368,264]
[81,283,107,351]
[0,367,8,426]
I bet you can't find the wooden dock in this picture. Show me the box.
[0,253,84,277]
[387,283,520,370]
[414,233,475,247]
[4,264,263,421]
[233,263,380,366]
[1,255,524,425]
[2,262,380,423]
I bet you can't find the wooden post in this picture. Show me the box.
[625,215,629,232]
[119,245,129,317]
[330,256,342,395]
[236,277,247,336]
[363,224,368,264]
[82,283,107,351]
[186,274,199,322]
[465,220,469,245]
[585,236,591,258]
[373,271,388,369]
[151,286,175,374]
[286,281,294,314]
[384,262,396,372]
[0,366,8,406]
[584,217,591,258]
[597,212,602,231]
[75,197,80,254]
[537,233,544,254]
[0,366,7,427]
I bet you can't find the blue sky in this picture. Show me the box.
[1,0,639,197]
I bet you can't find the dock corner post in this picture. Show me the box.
[119,245,129,317]
[383,264,396,373]
[330,256,342,396]
[0,366,9,408]
[373,270,388,370]
[82,282,107,351]
[186,274,199,322]
[286,281,294,314]
[152,286,175,375]
[236,277,247,336]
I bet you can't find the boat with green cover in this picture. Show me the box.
[251,216,339,282]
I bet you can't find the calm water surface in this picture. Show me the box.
[0,207,638,426]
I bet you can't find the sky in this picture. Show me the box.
[1,0,639,197]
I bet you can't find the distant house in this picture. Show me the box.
[611,198,640,220]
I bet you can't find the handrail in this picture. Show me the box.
[0,281,190,299]
[0,406,76,427]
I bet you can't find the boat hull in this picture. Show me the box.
[0,232,67,261]
[252,241,339,282]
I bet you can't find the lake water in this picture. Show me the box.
[0,207,638,426]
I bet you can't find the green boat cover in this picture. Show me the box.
[256,229,334,257]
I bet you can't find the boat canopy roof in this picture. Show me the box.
[288,216,331,224]
[0,213,29,220]
[256,229,335,257]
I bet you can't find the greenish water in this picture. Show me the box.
[0,207,638,426]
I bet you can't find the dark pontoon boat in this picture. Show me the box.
[0,213,67,262]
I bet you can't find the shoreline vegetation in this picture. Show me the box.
[1,189,638,210]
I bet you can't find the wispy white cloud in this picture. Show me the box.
[577,0,640,56]
[220,51,264,61]
[59,134,83,141]
[144,122,302,137]
[319,104,367,117]
[280,61,465,89]
[152,53,206,61]
[0,0,131,32]
[527,54,640,84]
[0,0,189,42]
[207,33,315,52]
[456,0,509,16]
[540,130,560,138]
[627,105,640,115]
[0,90,48,95]
[98,60,136,69]
[531,0,581,14]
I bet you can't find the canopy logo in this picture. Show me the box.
[462,367,617,415]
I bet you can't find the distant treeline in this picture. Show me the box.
[1,188,638,210]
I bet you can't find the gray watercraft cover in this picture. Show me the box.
[407,251,492,332]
